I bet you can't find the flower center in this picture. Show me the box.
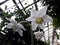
[12,25,18,31]
[36,18,43,24]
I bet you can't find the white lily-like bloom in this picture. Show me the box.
[6,18,26,36]
[34,31,44,41]
[26,6,53,31]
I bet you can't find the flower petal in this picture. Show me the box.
[43,15,53,23]
[31,10,38,17]
[17,23,26,31]
[17,29,23,36]
[38,6,47,17]
[26,17,36,21]
[6,23,14,28]
[6,18,17,24]
[31,22,38,31]
[39,23,45,30]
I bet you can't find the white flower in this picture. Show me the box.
[34,31,44,41]
[6,18,26,36]
[26,6,53,31]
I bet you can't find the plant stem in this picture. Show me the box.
[31,30,34,45]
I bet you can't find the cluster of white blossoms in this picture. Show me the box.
[6,18,26,36]
[6,5,53,41]
[34,31,44,41]
[26,6,53,41]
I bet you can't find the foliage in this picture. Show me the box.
[53,18,60,30]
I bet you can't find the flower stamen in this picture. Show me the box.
[36,18,43,24]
